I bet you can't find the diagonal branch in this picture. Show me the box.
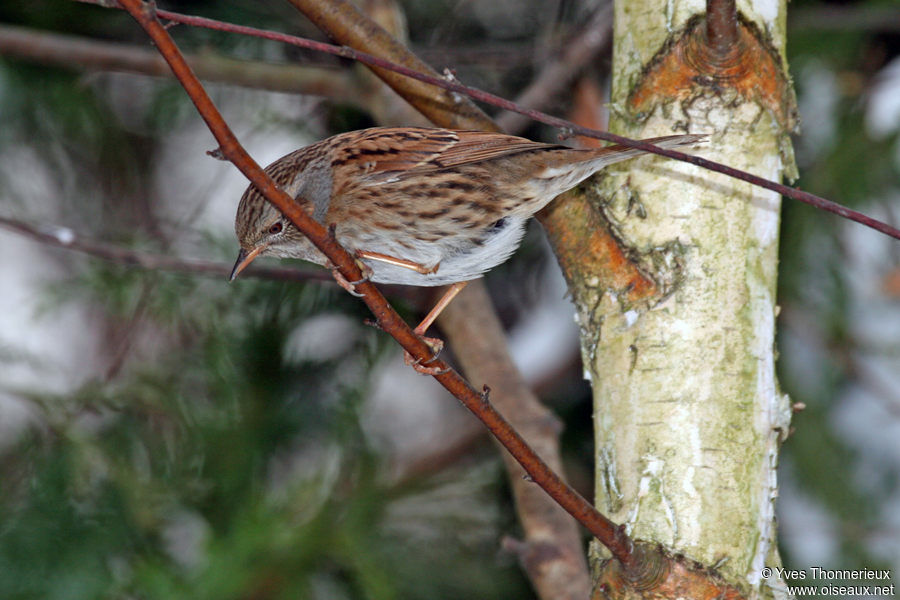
[113,0,637,580]
[282,3,593,598]
[284,0,495,130]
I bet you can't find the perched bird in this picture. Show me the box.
[232,126,703,367]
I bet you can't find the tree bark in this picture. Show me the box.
[584,1,797,598]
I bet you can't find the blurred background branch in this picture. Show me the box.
[0,214,333,282]
[0,22,360,97]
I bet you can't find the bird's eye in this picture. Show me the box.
[268,222,283,235]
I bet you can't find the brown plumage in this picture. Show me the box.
[232,126,704,286]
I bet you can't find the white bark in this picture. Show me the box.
[586,1,795,597]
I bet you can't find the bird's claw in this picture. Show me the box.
[331,262,373,297]
[404,336,449,376]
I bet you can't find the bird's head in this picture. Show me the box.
[230,187,305,280]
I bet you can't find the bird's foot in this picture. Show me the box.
[404,336,449,376]
[331,261,373,297]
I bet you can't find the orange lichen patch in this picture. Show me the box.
[539,189,659,308]
[539,77,662,311]
[628,14,798,132]
[593,543,747,600]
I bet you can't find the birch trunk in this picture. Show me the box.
[584,1,796,597]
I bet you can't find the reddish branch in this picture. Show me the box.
[112,0,638,575]
[705,0,739,62]
[71,0,900,241]
[283,3,594,596]
[438,279,591,599]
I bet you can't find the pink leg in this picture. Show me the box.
[404,281,469,375]
[414,281,468,336]
[356,250,439,274]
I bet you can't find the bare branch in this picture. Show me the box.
[496,1,613,134]
[111,0,630,580]
[705,0,739,61]
[284,2,597,596]
[0,215,331,282]
[439,282,592,600]
[0,23,358,98]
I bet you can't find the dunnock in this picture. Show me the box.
[231,126,703,366]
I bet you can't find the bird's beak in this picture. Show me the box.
[230,245,265,281]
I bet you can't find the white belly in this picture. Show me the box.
[361,216,529,286]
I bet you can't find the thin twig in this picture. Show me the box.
[112,0,633,572]
[70,0,900,241]
[0,215,331,283]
